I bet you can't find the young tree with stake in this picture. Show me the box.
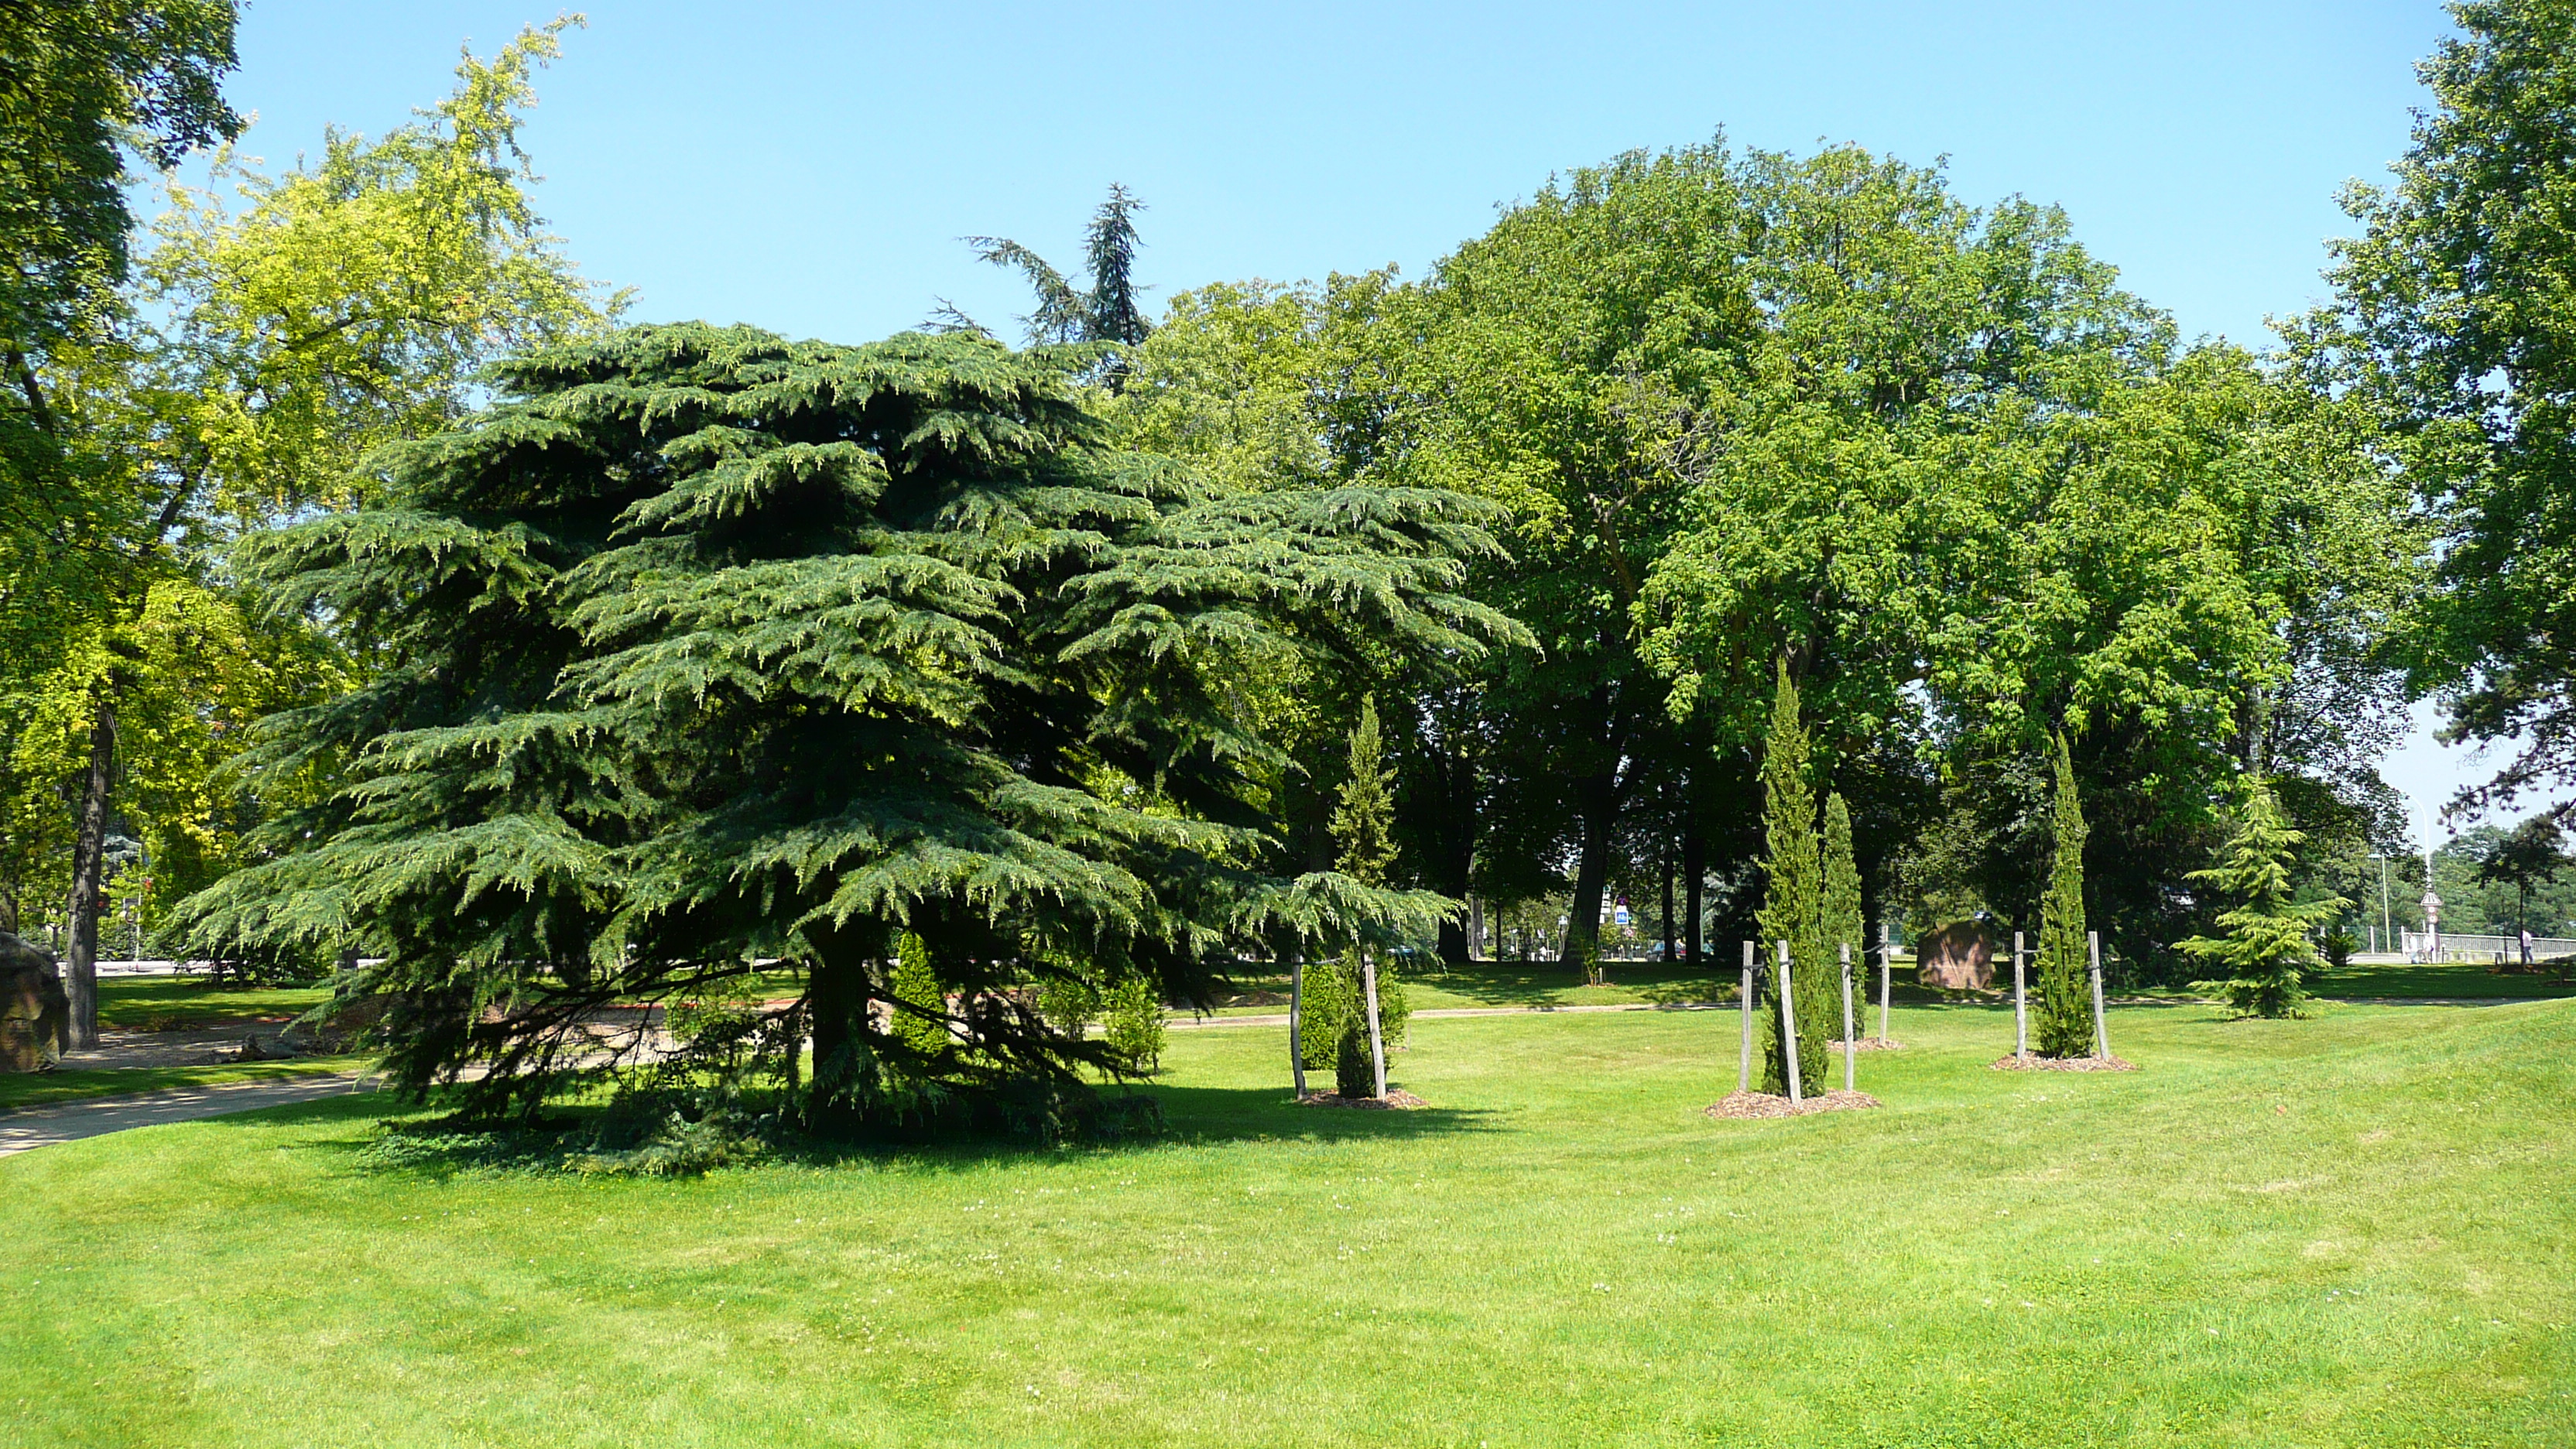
[1756,663,1831,1097]
[2036,731,2095,1057]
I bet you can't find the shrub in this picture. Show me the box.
[1104,971,1166,1074]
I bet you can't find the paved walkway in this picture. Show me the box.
[1173,1000,1727,1029]
[0,1074,366,1158]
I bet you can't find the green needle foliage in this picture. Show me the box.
[1756,663,1830,1095]
[2179,779,2347,1019]
[2036,731,2095,1057]
[176,322,1510,1131]
[1309,696,1409,1097]
[1821,791,1862,1010]
[888,931,947,1062]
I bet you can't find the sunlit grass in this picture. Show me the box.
[2,993,2567,1447]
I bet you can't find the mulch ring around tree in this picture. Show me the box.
[1297,1089,1428,1109]
[1828,1037,1906,1053]
[1989,1053,2138,1072]
[1704,1089,1881,1119]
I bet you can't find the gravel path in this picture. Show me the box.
[0,1074,367,1158]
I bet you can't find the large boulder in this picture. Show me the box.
[1915,921,1995,991]
[0,931,70,1073]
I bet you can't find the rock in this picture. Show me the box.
[1915,921,1995,990]
[279,993,392,1054]
[0,931,70,1073]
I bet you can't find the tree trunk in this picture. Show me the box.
[806,940,875,1132]
[63,698,115,1050]
[1683,821,1704,967]
[1436,915,1468,967]
[1660,840,1677,964]
[1559,773,1616,980]
[1288,953,1308,1099]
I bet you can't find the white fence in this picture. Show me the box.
[2397,930,2576,963]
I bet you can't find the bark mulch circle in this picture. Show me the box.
[1828,1038,1906,1053]
[1704,1089,1881,1119]
[1989,1053,2137,1072]
[1297,1089,1427,1109]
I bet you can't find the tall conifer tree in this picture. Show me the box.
[1756,663,1830,1096]
[2178,779,2346,1019]
[2035,731,2095,1056]
[1324,697,1406,1097]
[178,324,1509,1127]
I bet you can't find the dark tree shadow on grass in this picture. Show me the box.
[284,1081,1499,1185]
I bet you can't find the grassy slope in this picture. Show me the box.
[2,999,2568,1448]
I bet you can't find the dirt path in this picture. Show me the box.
[0,1074,368,1158]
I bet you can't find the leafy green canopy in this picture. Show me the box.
[1756,663,1831,1095]
[0,0,240,351]
[2298,0,2576,822]
[2,24,606,939]
[179,323,1510,1121]
[2179,781,2346,1019]
[2034,731,2092,1057]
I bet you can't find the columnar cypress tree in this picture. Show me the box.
[2035,731,2095,1057]
[1327,697,1403,1097]
[2178,779,2346,1019]
[1756,662,1830,1096]
[1821,790,1863,998]
[176,323,1513,1128]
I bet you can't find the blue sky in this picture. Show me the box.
[213,0,2496,845]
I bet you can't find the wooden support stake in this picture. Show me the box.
[2089,930,2110,1061]
[1362,950,1387,1101]
[1841,940,1855,1094]
[1779,939,1802,1105]
[1738,940,1754,1094]
[2012,930,2029,1060]
[1878,922,1893,1044]
[1289,954,1307,1099]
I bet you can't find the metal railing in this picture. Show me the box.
[2397,930,2574,963]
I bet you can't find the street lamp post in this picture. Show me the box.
[2421,850,2442,964]
[2369,852,2393,956]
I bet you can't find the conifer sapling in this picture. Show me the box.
[2179,779,2347,1019]
[2035,731,2095,1057]
[1756,662,1831,1097]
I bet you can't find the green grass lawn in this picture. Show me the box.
[94,975,332,1032]
[2311,958,2576,1000]
[3,999,2569,1447]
